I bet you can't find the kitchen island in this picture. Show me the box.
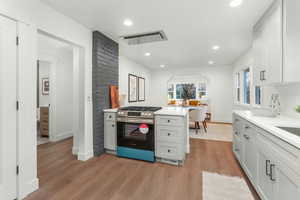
[154,107,190,165]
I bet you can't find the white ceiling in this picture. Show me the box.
[41,0,273,69]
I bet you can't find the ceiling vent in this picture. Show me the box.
[121,30,167,45]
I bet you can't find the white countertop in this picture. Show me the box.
[234,110,300,149]
[103,108,118,113]
[154,107,188,116]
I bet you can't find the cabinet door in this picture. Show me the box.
[233,136,242,162]
[284,0,300,82]
[252,31,265,86]
[265,0,282,84]
[242,128,257,183]
[257,149,275,200]
[273,162,300,200]
[104,121,116,150]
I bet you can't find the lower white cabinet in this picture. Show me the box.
[233,114,300,200]
[242,124,257,183]
[104,112,117,152]
[257,146,275,200]
[155,114,187,165]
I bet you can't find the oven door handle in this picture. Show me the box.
[117,118,154,125]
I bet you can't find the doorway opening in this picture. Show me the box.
[36,31,85,162]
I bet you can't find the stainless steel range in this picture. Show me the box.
[116,106,162,162]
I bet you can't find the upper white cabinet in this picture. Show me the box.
[253,0,282,85]
[253,0,300,85]
[283,0,300,83]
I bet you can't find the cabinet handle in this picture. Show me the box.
[235,131,239,136]
[168,149,171,153]
[235,148,239,152]
[245,125,250,129]
[109,115,112,118]
[167,120,170,123]
[167,133,171,136]
[112,124,115,127]
[266,160,271,176]
[270,164,276,181]
[243,134,250,140]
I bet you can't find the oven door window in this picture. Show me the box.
[117,122,154,150]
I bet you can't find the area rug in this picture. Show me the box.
[202,171,254,200]
[189,123,233,142]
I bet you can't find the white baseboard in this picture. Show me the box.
[19,178,39,199]
[78,150,93,161]
[50,131,73,142]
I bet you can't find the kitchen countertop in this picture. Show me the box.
[154,107,188,116]
[234,110,300,149]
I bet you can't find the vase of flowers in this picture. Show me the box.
[181,84,195,106]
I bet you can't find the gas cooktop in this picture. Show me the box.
[119,106,162,112]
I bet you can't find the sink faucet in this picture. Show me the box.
[270,94,280,116]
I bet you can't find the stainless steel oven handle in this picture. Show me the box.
[117,117,154,124]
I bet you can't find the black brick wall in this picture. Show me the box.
[92,31,119,156]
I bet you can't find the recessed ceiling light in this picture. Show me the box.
[230,0,243,7]
[160,64,165,68]
[123,18,133,26]
[212,45,220,50]
[144,52,151,56]
[208,61,214,65]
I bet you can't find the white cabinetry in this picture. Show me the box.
[242,123,257,183]
[104,112,117,152]
[155,115,188,165]
[253,0,282,86]
[253,0,300,84]
[233,114,300,200]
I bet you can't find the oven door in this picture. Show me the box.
[117,121,154,151]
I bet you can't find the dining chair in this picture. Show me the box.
[189,106,208,133]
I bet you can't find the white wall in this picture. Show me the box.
[51,48,74,142]
[119,56,152,106]
[39,61,50,106]
[150,66,234,123]
[276,84,300,119]
[0,0,93,198]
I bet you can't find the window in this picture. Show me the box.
[198,83,207,99]
[236,72,241,102]
[167,82,206,100]
[168,84,174,99]
[243,68,251,104]
[255,86,262,105]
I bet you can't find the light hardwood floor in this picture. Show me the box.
[26,137,260,200]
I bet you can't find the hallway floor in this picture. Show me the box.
[26,133,260,200]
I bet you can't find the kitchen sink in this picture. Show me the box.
[276,127,300,137]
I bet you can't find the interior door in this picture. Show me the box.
[0,16,17,199]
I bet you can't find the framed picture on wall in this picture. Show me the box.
[42,78,49,95]
[138,77,145,101]
[128,74,138,102]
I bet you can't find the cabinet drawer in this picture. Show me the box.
[156,142,183,160]
[104,113,116,121]
[155,116,184,127]
[156,126,184,143]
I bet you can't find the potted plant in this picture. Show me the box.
[296,105,300,113]
[181,84,195,106]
